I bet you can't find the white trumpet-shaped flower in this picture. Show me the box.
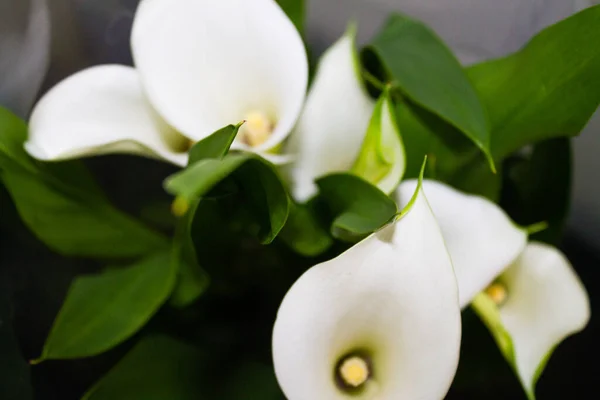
[397,180,590,398]
[396,179,528,307]
[26,0,308,166]
[272,178,461,399]
[287,26,376,201]
[472,243,590,399]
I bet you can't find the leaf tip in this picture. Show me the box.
[485,151,497,174]
[29,358,44,366]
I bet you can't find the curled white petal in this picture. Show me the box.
[287,28,375,201]
[498,242,590,396]
[397,180,527,307]
[26,65,188,166]
[132,0,307,152]
[273,185,461,399]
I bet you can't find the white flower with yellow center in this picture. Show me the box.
[272,178,461,399]
[397,179,590,398]
[472,243,590,399]
[25,0,308,166]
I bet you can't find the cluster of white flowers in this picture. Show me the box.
[25,0,590,399]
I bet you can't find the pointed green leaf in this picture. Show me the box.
[316,173,397,241]
[276,0,305,33]
[83,336,206,400]
[395,102,502,200]
[35,251,176,361]
[165,153,289,244]
[352,90,406,194]
[366,13,493,170]
[0,107,168,258]
[468,5,600,159]
[188,123,242,165]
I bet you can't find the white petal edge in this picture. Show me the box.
[26,65,188,166]
[273,184,461,399]
[287,27,375,201]
[498,242,590,397]
[397,179,527,308]
[131,0,308,152]
[351,92,405,194]
[0,0,50,117]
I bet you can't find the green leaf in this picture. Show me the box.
[0,107,167,258]
[351,90,406,194]
[500,139,571,244]
[278,200,333,257]
[35,251,176,361]
[366,13,493,169]
[165,153,290,244]
[395,102,502,201]
[467,5,600,159]
[276,0,305,33]
[316,173,397,241]
[83,335,206,400]
[169,204,210,308]
[188,123,242,164]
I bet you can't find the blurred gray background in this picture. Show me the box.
[1,0,599,247]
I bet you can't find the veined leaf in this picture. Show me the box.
[366,13,493,170]
[165,153,289,244]
[0,107,167,258]
[35,251,176,361]
[468,5,600,159]
[188,123,242,164]
[316,173,397,241]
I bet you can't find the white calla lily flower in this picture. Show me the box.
[472,243,590,399]
[26,0,308,166]
[272,179,461,400]
[287,27,375,201]
[397,179,527,307]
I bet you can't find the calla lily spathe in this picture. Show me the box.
[287,26,376,201]
[26,0,308,166]
[473,243,590,399]
[397,179,590,399]
[272,180,461,400]
[397,179,527,307]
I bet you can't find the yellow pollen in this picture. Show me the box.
[339,356,370,388]
[240,111,274,147]
[486,282,508,306]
